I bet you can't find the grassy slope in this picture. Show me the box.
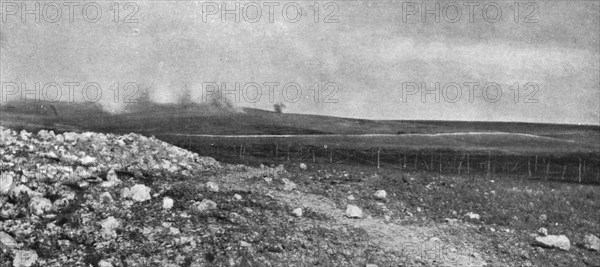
[1,101,599,155]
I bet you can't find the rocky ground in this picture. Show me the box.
[0,126,599,266]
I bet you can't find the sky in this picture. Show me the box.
[1,1,598,125]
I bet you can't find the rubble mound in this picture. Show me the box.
[0,127,388,267]
[0,127,224,266]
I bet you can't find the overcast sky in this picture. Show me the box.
[1,1,598,125]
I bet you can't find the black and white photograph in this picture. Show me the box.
[0,0,599,266]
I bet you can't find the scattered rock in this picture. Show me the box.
[537,227,548,236]
[281,178,297,191]
[275,164,286,173]
[193,199,217,213]
[347,195,355,200]
[169,227,181,235]
[12,250,38,267]
[36,129,54,140]
[583,234,600,251]
[205,181,219,192]
[366,264,379,267]
[99,192,113,202]
[444,218,459,225]
[240,241,251,247]
[28,197,52,216]
[62,132,78,142]
[128,184,152,202]
[539,214,547,223]
[101,169,121,187]
[292,208,303,217]
[0,231,18,249]
[0,172,14,195]
[19,130,31,141]
[120,188,131,199]
[79,155,97,166]
[100,216,121,239]
[10,185,39,199]
[535,235,570,250]
[465,212,480,220]
[162,197,174,210]
[345,205,363,219]
[374,190,387,200]
[299,163,307,170]
[233,194,242,201]
[98,260,114,267]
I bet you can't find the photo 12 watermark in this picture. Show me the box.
[0,81,341,105]
[400,81,540,104]
[200,81,340,104]
[398,1,539,24]
[200,1,339,23]
[0,82,141,103]
[1,1,140,23]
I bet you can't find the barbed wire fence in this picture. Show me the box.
[175,138,600,185]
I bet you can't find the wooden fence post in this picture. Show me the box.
[329,147,333,163]
[312,149,316,163]
[535,155,538,173]
[415,150,419,170]
[377,147,381,169]
[457,154,464,176]
[528,158,532,178]
[545,160,550,181]
[398,152,403,174]
[439,153,442,174]
[561,165,567,181]
[578,158,582,183]
[467,154,471,180]
[451,155,456,173]
[486,152,491,179]
[430,153,434,171]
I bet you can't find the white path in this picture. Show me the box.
[161,132,576,143]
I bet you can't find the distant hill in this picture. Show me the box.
[1,100,599,154]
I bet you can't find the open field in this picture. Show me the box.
[2,101,599,154]
[1,127,599,267]
[2,101,599,185]
[163,135,600,185]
